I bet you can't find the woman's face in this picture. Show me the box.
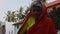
[30,6,42,18]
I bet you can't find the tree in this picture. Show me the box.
[17,7,24,20]
[6,11,11,22]
[6,11,17,22]
[6,7,24,22]
[32,0,36,1]
[32,0,46,3]
[42,0,46,3]
[25,7,29,15]
[11,11,16,22]
[19,7,23,16]
[17,7,29,20]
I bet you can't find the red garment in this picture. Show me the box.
[18,4,57,34]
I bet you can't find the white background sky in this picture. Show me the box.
[0,0,32,21]
[0,0,56,21]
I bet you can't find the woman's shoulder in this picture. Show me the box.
[45,17,54,24]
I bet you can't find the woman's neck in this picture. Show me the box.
[35,17,39,22]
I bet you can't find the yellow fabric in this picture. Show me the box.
[27,16,35,30]
[20,16,35,34]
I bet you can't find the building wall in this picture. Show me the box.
[5,22,22,34]
[0,21,5,34]
[0,26,5,34]
[47,3,60,34]
[5,22,14,34]
[0,27,3,34]
[14,24,22,34]
[47,4,60,12]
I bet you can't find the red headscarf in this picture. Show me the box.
[17,1,57,34]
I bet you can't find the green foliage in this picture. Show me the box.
[19,7,23,15]
[6,11,11,22]
[25,7,29,15]
[6,11,16,22]
[32,0,33,1]
[32,0,46,3]
[17,7,24,19]
[11,11,15,22]
[6,7,30,22]
[42,0,46,3]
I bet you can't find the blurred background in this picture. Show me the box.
[0,0,60,34]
